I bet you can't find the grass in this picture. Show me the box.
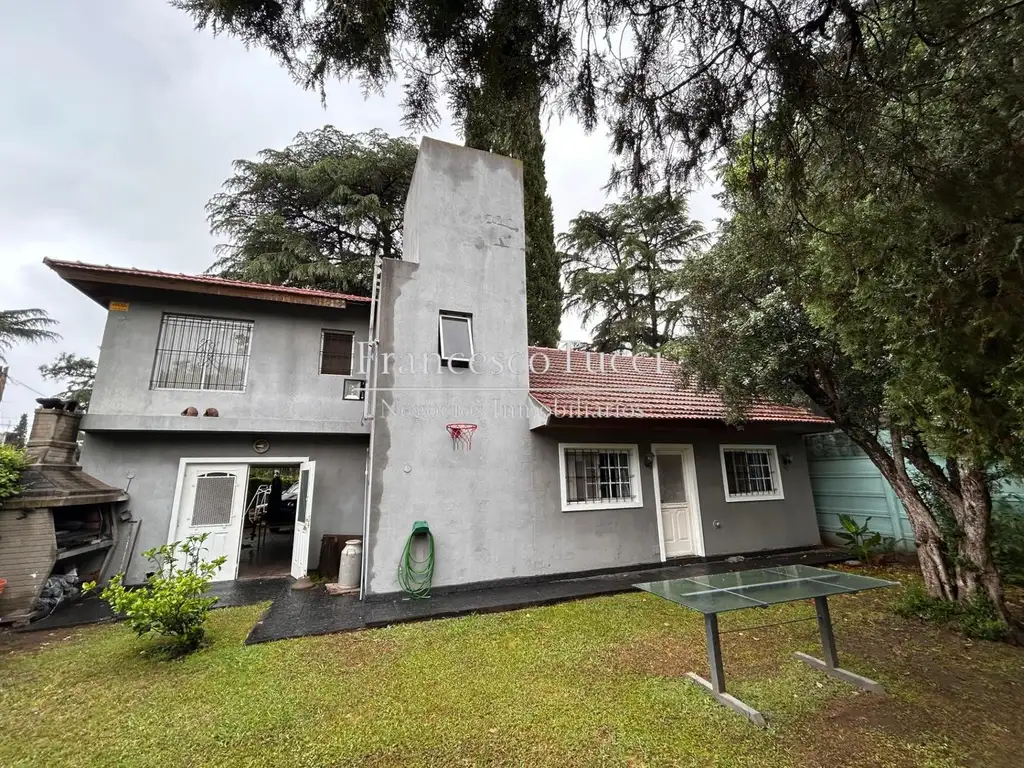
[1,565,1022,768]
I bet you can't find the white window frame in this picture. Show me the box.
[319,329,356,376]
[719,444,785,503]
[150,313,254,393]
[438,312,474,363]
[558,442,644,512]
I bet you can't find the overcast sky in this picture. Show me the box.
[0,1,722,429]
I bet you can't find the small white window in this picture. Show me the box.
[558,443,643,511]
[439,312,473,364]
[720,445,785,502]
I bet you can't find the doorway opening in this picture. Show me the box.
[171,457,315,583]
[239,464,300,580]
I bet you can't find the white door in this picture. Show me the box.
[290,460,316,579]
[655,452,697,558]
[173,464,248,582]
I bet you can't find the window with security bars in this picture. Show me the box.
[191,473,236,526]
[151,314,253,391]
[560,445,642,510]
[720,446,784,501]
[320,330,354,375]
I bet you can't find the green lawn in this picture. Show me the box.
[2,565,1021,768]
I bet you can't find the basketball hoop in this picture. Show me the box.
[446,423,478,451]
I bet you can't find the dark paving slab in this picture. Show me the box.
[244,547,847,644]
[21,577,290,632]
[246,588,364,644]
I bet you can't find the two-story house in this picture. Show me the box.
[46,137,831,598]
[43,259,373,583]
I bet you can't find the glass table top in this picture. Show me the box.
[635,565,899,615]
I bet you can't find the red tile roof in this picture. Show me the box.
[44,258,372,307]
[527,347,831,424]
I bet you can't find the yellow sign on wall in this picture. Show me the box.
[109,301,130,312]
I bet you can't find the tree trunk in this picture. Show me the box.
[864,427,957,601]
[797,374,1010,627]
[902,446,1012,624]
[951,464,1009,623]
[811,415,954,602]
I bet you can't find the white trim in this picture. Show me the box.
[151,312,254,393]
[557,442,643,512]
[719,444,785,503]
[438,312,474,362]
[167,456,310,565]
[319,328,356,376]
[651,444,706,558]
[651,454,667,561]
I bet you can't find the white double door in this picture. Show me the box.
[654,448,700,559]
[173,460,316,582]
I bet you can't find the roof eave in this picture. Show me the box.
[44,259,354,310]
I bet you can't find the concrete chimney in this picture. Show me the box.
[24,408,82,467]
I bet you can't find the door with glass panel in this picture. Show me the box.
[655,451,697,558]
[290,461,316,579]
[173,464,248,581]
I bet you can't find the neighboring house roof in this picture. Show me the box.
[44,258,372,309]
[527,346,831,424]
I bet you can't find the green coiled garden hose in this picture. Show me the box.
[397,521,434,599]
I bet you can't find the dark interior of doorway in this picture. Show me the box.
[238,464,299,580]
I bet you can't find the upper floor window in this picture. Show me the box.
[320,330,354,375]
[439,311,473,365]
[720,445,785,502]
[151,314,253,392]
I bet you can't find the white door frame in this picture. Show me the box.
[167,456,311,578]
[651,444,706,560]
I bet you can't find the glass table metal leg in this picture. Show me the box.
[794,596,886,694]
[686,612,766,727]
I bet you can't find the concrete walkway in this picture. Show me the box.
[19,576,291,632]
[244,547,847,645]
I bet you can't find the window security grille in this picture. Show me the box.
[723,449,777,498]
[151,314,253,391]
[564,448,635,505]
[320,331,354,375]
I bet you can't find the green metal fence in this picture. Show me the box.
[805,432,1024,551]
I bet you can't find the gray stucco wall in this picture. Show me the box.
[85,292,370,434]
[82,432,367,583]
[362,138,821,597]
[687,428,819,556]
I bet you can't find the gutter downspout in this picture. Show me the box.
[358,256,383,600]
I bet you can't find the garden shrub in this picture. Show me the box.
[84,534,226,656]
[0,443,29,501]
[894,584,1009,642]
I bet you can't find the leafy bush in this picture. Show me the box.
[84,535,226,656]
[894,584,1009,642]
[0,443,30,501]
[836,514,894,562]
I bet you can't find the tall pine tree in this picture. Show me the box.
[461,0,561,346]
[174,0,565,346]
[11,413,28,449]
